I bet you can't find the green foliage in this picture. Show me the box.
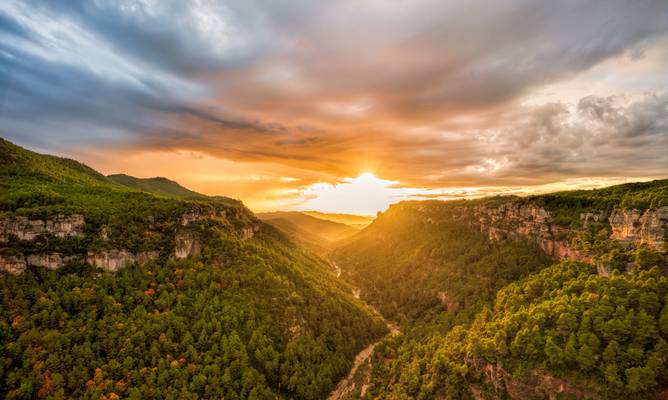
[0,228,387,399]
[0,138,387,398]
[368,262,668,398]
[258,212,357,255]
[523,179,668,226]
[106,174,208,199]
[332,202,551,322]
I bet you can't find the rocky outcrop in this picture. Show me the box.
[0,214,85,242]
[478,362,599,400]
[175,232,201,259]
[437,291,460,312]
[470,203,592,263]
[181,207,259,240]
[609,207,668,249]
[0,254,27,274]
[0,249,160,275]
[181,209,224,226]
[26,253,76,270]
[86,250,159,272]
[470,203,667,266]
[239,224,260,240]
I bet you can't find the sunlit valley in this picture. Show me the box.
[2,1,668,399]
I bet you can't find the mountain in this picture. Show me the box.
[107,173,206,198]
[0,138,387,399]
[257,211,358,254]
[302,211,374,229]
[333,180,668,399]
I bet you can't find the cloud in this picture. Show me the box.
[0,0,666,206]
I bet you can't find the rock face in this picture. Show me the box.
[471,203,667,262]
[479,362,598,400]
[86,250,159,272]
[26,253,75,270]
[0,250,160,274]
[175,232,201,259]
[0,214,85,242]
[240,225,260,240]
[470,203,593,264]
[0,205,260,274]
[181,207,259,240]
[0,255,27,274]
[609,207,668,249]
[392,200,666,276]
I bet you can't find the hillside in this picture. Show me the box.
[301,211,374,229]
[257,211,358,254]
[107,173,206,199]
[333,180,668,399]
[0,138,387,399]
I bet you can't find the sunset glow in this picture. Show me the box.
[1,1,667,215]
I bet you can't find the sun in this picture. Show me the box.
[357,171,378,181]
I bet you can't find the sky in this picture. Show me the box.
[1,0,667,215]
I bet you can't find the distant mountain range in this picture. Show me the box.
[301,211,374,228]
[256,211,360,254]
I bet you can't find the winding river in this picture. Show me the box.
[327,262,400,400]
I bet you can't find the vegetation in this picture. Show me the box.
[1,227,387,399]
[332,202,551,322]
[258,212,358,255]
[0,138,387,399]
[106,174,207,199]
[524,179,668,226]
[368,262,668,399]
[2,137,667,398]
[332,182,668,399]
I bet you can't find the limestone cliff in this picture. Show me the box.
[474,361,598,400]
[389,200,666,275]
[469,203,666,270]
[0,214,85,242]
[469,202,593,263]
[0,205,261,274]
[609,207,668,248]
[86,250,160,272]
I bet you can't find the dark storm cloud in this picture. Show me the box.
[0,0,667,186]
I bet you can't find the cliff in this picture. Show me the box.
[381,200,667,277]
[469,203,667,274]
[0,206,261,274]
[0,214,85,241]
[473,361,599,400]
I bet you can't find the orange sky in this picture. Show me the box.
[2,1,668,214]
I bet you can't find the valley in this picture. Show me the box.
[1,138,667,399]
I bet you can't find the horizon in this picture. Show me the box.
[1,1,667,214]
[5,135,667,216]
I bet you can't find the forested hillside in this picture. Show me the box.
[257,212,358,255]
[333,181,668,399]
[107,174,206,199]
[0,138,387,399]
[332,203,551,322]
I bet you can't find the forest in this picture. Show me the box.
[332,182,668,399]
[2,138,668,399]
[0,139,387,399]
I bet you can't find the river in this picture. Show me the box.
[327,261,400,400]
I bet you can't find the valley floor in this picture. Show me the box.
[328,262,400,400]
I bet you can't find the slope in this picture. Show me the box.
[333,180,668,399]
[0,138,387,399]
[107,173,206,199]
[302,211,374,229]
[257,211,358,254]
